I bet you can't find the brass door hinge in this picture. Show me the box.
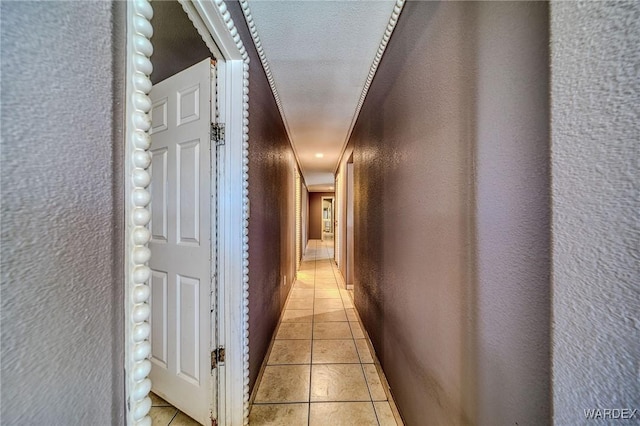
[211,123,225,145]
[211,346,225,370]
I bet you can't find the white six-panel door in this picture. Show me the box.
[148,58,214,425]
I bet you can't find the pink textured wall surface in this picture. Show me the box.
[226,1,298,393]
[150,1,212,85]
[350,2,550,424]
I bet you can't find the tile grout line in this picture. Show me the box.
[329,239,383,425]
[253,240,315,415]
[254,398,381,405]
[253,240,400,424]
[307,238,316,426]
[325,238,384,425]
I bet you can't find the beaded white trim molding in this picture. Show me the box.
[238,0,301,167]
[125,1,154,425]
[339,0,405,169]
[356,0,405,124]
[125,0,251,424]
[238,0,406,173]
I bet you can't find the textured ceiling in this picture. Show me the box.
[243,0,398,191]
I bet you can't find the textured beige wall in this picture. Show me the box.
[1,2,125,423]
[550,1,640,423]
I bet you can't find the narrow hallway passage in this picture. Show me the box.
[249,240,402,425]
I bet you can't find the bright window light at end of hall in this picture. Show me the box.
[315,153,324,158]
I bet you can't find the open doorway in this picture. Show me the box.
[308,191,335,241]
[125,1,250,424]
[321,196,335,241]
[345,155,354,290]
[295,169,302,272]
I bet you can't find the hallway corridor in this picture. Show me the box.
[249,240,402,425]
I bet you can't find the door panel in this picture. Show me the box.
[177,274,200,383]
[150,270,168,368]
[177,139,201,245]
[148,58,214,425]
[150,147,168,242]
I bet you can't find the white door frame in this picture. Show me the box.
[125,1,250,425]
[321,196,335,241]
[295,169,302,272]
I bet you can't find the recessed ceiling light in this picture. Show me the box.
[315,153,324,158]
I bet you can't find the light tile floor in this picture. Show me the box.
[149,239,402,425]
[249,239,403,426]
[149,392,200,426]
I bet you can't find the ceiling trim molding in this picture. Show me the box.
[238,0,305,177]
[239,0,405,181]
[335,0,406,172]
